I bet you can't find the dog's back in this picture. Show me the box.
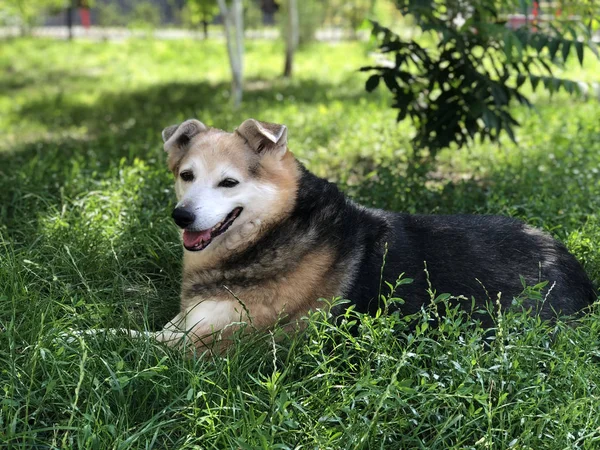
[345,211,596,323]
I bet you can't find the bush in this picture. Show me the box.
[129,1,161,30]
[362,0,599,162]
[96,3,128,28]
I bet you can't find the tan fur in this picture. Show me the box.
[181,246,342,353]
[256,149,299,222]
[179,135,300,273]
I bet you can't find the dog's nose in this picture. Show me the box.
[172,207,196,229]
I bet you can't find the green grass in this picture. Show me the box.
[1,37,600,449]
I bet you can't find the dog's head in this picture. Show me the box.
[162,118,299,253]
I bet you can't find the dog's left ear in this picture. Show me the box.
[236,119,288,158]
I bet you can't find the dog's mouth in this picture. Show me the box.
[183,207,243,252]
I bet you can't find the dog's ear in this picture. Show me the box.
[162,119,208,153]
[236,119,288,158]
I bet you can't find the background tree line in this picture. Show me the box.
[2,0,597,156]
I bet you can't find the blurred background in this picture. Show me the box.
[1,0,400,39]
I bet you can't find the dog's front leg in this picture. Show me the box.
[154,300,248,352]
[151,312,190,346]
[158,299,280,353]
[58,300,271,354]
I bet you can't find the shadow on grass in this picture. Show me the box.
[0,68,100,93]
[15,77,373,133]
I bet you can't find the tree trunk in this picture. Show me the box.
[283,0,299,78]
[66,6,74,41]
[217,0,244,108]
[202,20,208,39]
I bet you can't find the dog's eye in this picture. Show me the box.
[180,171,194,182]
[218,178,239,188]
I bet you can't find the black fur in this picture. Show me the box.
[177,133,191,148]
[264,163,595,324]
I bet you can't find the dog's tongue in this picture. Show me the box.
[183,229,212,248]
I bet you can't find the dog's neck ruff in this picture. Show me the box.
[182,213,313,298]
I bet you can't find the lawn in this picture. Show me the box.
[1,37,600,449]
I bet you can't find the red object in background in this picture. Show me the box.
[79,8,91,28]
[532,1,540,19]
[531,0,539,30]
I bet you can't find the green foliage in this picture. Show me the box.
[181,0,219,32]
[1,38,599,448]
[326,0,376,35]
[362,0,600,160]
[243,0,264,30]
[279,0,326,46]
[0,0,66,33]
[129,1,162,30]
[96,2,128,27]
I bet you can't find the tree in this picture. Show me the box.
[96,2,127,27]
[326,0,377,38]
[65,0,93,41]
[129,1,162,30]
[217,0,245,108]
[280,0,326,46]
[1,0,66,35]
[183,0,219,38]
[282,0,299,77]
[362,0,599,164]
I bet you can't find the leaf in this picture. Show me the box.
[563,80,574,94]
[575,41,584,66]
[504,121,516,143]
[514,91,531,107]
[534,35,548,54]
[482,109,498,131]
[397,108,408,122]
[548,38,560,60]
[537,57,553,76]
[566,24,578,41]
[491,85,508,106]
[504,32,513,63]
[383,71,400,91]
[365,74,380,92]
[552,77,561,92]
[561,40,571,62]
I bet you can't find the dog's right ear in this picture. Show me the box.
[236,119,288,158]
[162,119,208,153]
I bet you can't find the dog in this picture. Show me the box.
[140,117,596,353]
